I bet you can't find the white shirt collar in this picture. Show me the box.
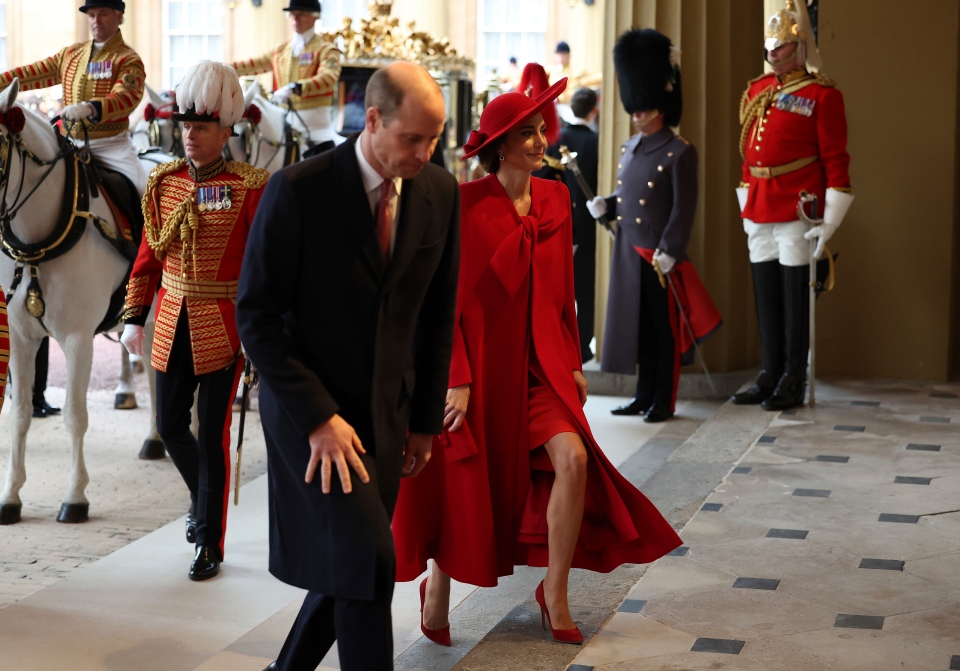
[568,116,590,126]
[291,29,315,56]
[355,133,402,200]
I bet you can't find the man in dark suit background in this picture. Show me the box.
[236,61,460,671]
[536,87,600,362]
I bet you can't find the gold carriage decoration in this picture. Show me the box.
[322,1,477,180]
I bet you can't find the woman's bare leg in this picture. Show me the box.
[542,432,588,630]
[423,561,451,630]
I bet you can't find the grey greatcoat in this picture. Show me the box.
[600,127,698,375]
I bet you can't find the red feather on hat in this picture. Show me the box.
[518,62,560,144]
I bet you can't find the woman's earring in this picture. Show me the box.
[498,149,505,162]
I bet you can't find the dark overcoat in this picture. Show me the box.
[236,137,460,600]
[600,127,698,375]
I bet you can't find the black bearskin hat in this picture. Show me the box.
[613,28,682,127]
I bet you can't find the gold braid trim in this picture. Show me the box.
[226,162,270,189]
[814,72,836,87]
[143,158,189,261]
[739,84,778,160]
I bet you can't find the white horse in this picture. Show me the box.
[226,84,344,173]
[130,85,183,158]
[0,79,167,523]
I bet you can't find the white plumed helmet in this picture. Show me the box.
[172,60,244,128]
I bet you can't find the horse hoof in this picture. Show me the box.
[115,393,138,410]
[57,503,89,523]
[0,504,22,525]
[138,439,166,461]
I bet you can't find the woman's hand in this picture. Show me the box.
[573,370,588,406]
[444,385,470,431]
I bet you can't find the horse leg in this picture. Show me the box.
[0,333,41,525]
[57,333,93,523]
[114,341,138,409]
[139,316,165,460]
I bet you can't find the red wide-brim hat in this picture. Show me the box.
[461,77,567,159]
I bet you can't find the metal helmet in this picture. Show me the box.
[764,0,821,71]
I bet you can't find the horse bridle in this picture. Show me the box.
[0,122,64,231]
[234,116,303,167]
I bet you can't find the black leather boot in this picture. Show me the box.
[762,265,809,411]
[732,369,780,405]
[611,397,647,415]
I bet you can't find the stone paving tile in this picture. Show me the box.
[882,602,960,659]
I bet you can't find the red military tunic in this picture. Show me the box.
[0,31,144,140]
[739,68,851,223]
[123,158,269,374]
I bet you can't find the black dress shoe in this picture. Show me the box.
[188,546,221,581]
[263,663,277,671]
[611,397,650,416]
[762,374,806,411]
[731,370,780,405]
[185,512,197,544]
[643,405,674,423]
[32,400,61,418]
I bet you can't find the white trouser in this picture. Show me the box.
[743,219,810,267]
[286,106,345,146]
[72,132,148,195]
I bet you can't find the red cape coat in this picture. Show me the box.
[392,175,682,587]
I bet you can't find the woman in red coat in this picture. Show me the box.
[392,74,682,645]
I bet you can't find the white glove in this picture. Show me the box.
[802,223,836,259]
[803,189,854,259]
[62,102,96,121]
[653,249,676,275]
[121,324,145,356]
[735,187,748,213]
[272,86,293,105]
[586,196,608,219]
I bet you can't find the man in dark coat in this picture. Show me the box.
[536,87,600,362]
[236,62,460,671]
[588,28,719,423]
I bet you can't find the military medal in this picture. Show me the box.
[197,185,233,211]
[197,188,207,212]
[222,185,232,210]
[775,93,815,117]
[87,61,113,80]
[298,52,314,66]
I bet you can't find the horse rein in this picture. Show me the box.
[0,122,63,228]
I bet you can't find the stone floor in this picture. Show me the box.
[1,352,958,671]
[569,380,960,671]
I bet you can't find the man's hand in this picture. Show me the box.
[803,222,837,259]
[586,196,608,220]
[120,324,144,356]
[443,384,470,431]
[573,370,588,406]
[401,432,433,478]
[272,84,294,105]
[653,249,676,275]
[306,414,369,494]
[62,102,96,121]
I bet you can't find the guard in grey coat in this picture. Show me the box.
[588,28,696,423]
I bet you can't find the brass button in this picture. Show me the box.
[617,163,622,169]
[572,202,577,208]
[617,197,622,203]
[621,147,626,153]
[766,109,772,115]
[635,217,642,224]
[639,199,646,205]
[657,165,664,172]
[757,161,763,166]
[755,146,761,151]
[667,152,674,157]
[617,179,622,185]
[617,215,623,221]
[647,181,654,188]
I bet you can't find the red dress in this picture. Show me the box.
[392,175,682,587]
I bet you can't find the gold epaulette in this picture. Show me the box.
[739,73,773,120]
[813,72,836,87]
[142,158,188,251]
[226,162,270,189]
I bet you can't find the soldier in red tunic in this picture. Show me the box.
[732,0,854,410]
[121,62,269,581]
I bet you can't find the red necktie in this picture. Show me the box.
[376,179,394,264]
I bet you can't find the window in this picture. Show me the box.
[0,0,7,72]
[477,0,547,82]
[162,0,224,89]
[318,0,367,31]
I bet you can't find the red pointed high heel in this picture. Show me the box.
[419,577,452,647]
[535,580,584,644]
